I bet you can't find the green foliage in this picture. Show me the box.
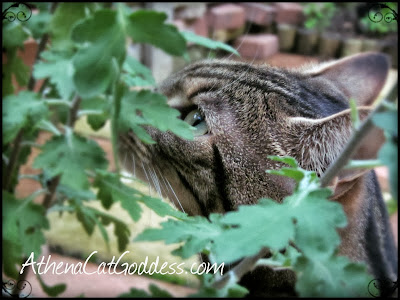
[127,10,186,56]
[2,2,396,298]
[2,91,49,144]
[3,191,50,278]
[36,273,67,297]
[119,284,173,298]
[137,156,372,297]
[303,2,336,31]
[372,107,398,200]
[33,51,75,100]
[33,129,109,190]
[360,3,398,36]
[118,90,195,143]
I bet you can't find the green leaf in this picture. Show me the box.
[2,21,29,48]
[34,50,75,100]
[136,214,225,259]
[373,109,398,200]
[122,55,156,87]
[3,192,24,279]
[25,11,51,39]
[378,140,398,200]
[93,170,142,221]
[36,272,66,297]
[127,10,186,56]
[148,284,173,297]
[50,3,88,51]
[80,96,110,131]
[372,110,397,135]
[70,200,131,251]
[213,199,295,263]
[268,155,298,167]
[71,9,126,98]
[33,131,108,190]
[76,205,97,235]
[3,49,30,96]
[181,31,240,57]
[119,284,172,298]
[2,91,49,144]
[139,195,187,220]
[294,256,371,297]
[119,90,194,142]
[3,191,49,260]
[188,273,249,298]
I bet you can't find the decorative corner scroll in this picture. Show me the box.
[2,2,32,22]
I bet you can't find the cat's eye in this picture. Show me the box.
[183,109,208,136]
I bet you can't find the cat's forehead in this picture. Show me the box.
[158,59,295,101]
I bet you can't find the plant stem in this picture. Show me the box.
[320,99,395,187]
[212,247,270,290]
[4,129,24,192]
[27,2,58,90]
[42,175,61,209]
[67,94,82,127]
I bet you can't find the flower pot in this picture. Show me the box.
[277,24,297,52]
[340,37,363,57]
[318,32,341,59]
[362,38,384,52]
[296,28,319,55]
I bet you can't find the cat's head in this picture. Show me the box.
[119,52,389,216]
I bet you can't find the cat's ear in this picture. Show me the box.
[287,107,385,199]
[305,52,390,106]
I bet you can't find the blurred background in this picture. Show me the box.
[8,2,398,297]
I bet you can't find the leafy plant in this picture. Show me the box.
[303,2,337,31]
[2,2,397,298]
[2,2,237,296]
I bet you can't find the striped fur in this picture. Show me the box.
[119,53,397,296]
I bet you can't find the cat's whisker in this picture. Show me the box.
[141,161,153,196]
[155,167,180,211]
[164,177,186,214]
[131,153,136,178]
[149,166,163,199]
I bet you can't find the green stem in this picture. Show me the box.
[4,129,24,192]
[212,247,270,290]
[344,159,383,170]
[320,99,395,187]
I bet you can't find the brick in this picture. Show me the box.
[234,34,279,59]
[174,3,206,20]
[187,16,209,37]
[274,2,304,25]
[208,4,245,30]
[240,2,276,26]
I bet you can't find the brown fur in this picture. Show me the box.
[119,52,397,296]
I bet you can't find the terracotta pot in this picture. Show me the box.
[277,24,297,52]
[296,28,319,55]
[340,37,363,57]
[362,38,384,52]
[318,32,341,59]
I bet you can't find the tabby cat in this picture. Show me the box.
[119,52,397,297]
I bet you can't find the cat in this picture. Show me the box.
[119,52,397,297]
